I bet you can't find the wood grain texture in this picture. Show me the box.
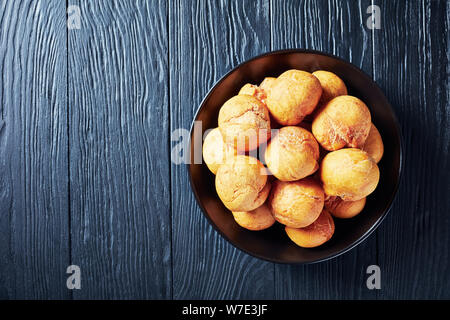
[271,0,378,299]
[0,0,448,300]
[0,0,70,299]
[373,0,450,299]
[169,0,275,299]
[68,0,171,299]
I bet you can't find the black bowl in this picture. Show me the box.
[188,49,402,264]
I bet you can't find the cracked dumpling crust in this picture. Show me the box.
[312,70,348,107]
[265,126,320,181]
[320,148,379,201]
[215,155,270,211]
[325,195,366,219]
[238,83,268,104]
[285,209,335,248]
[238,78,275,105]
[202,128,237,175]
[259,77,276,94]
[218,95,271,152]
[312,95,371,151]
[269,178,324,228]
[232,202,275,231]
[361,123,384,163]
[266,70,322,125]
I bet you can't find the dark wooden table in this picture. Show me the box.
[0,0,449,299]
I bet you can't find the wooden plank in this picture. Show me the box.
[271,0,378,299]
[68,0,171,299]
[0,0,70,299]
[169,0,275,299]
[373,0,450,299]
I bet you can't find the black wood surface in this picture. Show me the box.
[0,0,70,299]
[373,0,450,299]
[0,0,449,299]
[68,0,171,299]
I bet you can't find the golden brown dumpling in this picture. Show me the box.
[285,209,335,248]
[320,148,379,201]
[232,202,275,231]
[266,70,322,125]
[269,178,324,228]
[265,126,319,181]
[218,95,271,152]
[312,70,348,106]
[312,95,371,151]
[216,155,270,211]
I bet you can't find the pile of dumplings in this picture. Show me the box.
[202,69,384,248]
